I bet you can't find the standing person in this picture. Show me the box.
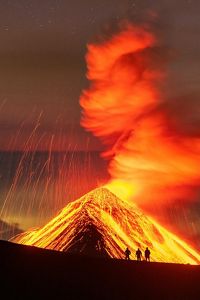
[136,248,142,261]
[125,247,131,260]
[144,247,151,261]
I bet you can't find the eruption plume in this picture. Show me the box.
[80,23,200,208]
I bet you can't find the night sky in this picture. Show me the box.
[0,0,199,150]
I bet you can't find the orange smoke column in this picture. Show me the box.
[80,23,200,207]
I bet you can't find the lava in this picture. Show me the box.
[11,187,200,265]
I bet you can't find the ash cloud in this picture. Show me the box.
[80,20,200,214]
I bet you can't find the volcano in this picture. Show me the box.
[11,187,200,264]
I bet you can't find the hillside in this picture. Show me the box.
[0,240,200,300]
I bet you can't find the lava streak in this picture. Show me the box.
[11,188,200,264]
[80,23,200,207]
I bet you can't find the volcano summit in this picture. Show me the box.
[11,187,200,264]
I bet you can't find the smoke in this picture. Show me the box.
[79,22,200,209]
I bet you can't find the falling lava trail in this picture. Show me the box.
[11,187,200,264]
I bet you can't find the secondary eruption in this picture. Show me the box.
[11,23,200,264]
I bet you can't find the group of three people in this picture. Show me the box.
[125,247,150,261]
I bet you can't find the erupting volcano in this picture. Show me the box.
[11,23,200,265]
[11,187,200,264]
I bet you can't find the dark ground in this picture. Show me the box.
[0,240,200,300]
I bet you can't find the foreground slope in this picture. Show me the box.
[11,187,200,264]
[0,240,200,300]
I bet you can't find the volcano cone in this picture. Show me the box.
[11,187,200,264]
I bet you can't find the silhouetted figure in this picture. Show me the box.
[125,247,131,260]
[144,247,150,261]
[136,248,142,261]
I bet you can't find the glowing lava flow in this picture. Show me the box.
[11,188,200,265]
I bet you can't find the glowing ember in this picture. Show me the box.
[80,23,200,207]
[11,188,200,264]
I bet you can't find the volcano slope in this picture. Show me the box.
[0,240,200,300]
[11,187,200,264]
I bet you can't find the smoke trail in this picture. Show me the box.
[80,23,200,208]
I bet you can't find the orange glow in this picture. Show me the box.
[105,180,135,201]
[11,188,200,264]
[11,23,200,265]
[80,23,200,207]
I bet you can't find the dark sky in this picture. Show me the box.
[0,0,199,150]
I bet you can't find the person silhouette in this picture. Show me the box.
[144,247,151,261]
[125,247,131,260]
[136,248,142,261]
